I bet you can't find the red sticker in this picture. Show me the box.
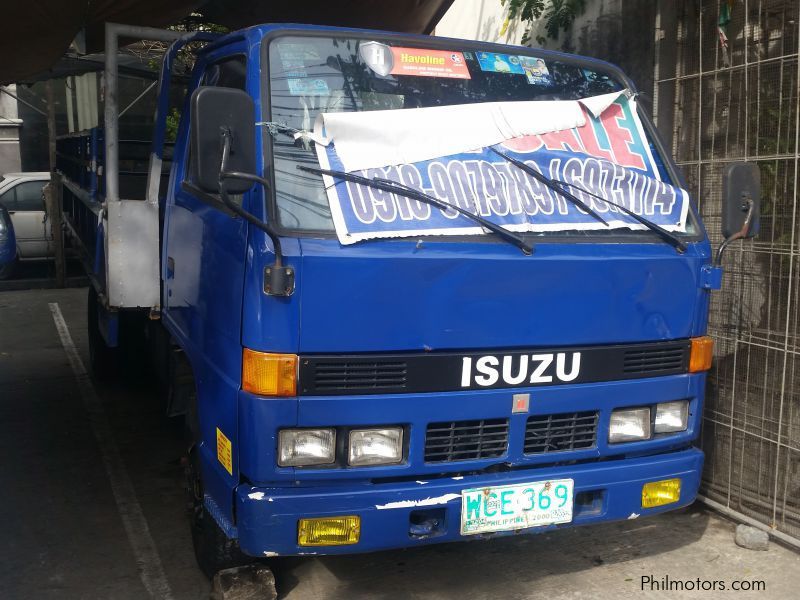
[389,47,471,79]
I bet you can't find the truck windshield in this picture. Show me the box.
[266,34,690,239]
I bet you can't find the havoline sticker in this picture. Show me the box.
[360,41,471,79]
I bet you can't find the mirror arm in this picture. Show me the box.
[714,195,754,267]
[218,128,295,297]
[220,169,270,188]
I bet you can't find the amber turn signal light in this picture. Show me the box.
[689,336,714,372]
[242,349,298,396]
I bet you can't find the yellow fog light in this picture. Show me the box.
[242,349,298,396]
[298,516,360,546]
[642,478,681,508]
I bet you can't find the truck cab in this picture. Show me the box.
[155,24,725,573]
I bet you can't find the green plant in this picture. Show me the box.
[165,107,181,143]
[501,0,588,45]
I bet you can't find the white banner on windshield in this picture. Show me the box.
[313,94,690,245]
[313,91,624,173]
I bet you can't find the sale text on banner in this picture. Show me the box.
[315,97,690,245]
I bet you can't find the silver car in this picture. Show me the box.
[0,172,52,263]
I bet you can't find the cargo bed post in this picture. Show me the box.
[99,24,216,312]
[103,23,183,204]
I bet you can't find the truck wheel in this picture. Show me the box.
[186,443,247,579]
[117,310,149,381]
[183,371,249,578]
[87,287,118,379]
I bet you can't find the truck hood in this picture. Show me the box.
[271,238,707,354]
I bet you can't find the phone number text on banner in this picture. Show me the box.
[316,97,690,245]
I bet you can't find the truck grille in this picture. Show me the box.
[623,344,687,374]
[298,340,690,395]
[312,361,407,392]
[524,411,598,454]
[424,419,509,463]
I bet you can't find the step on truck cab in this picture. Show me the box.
[60,23,760,577]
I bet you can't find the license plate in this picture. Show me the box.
[460,478,574,535]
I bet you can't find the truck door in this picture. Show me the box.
[164,54,249,320]
[162,49,252,518]
[162,50,252,519]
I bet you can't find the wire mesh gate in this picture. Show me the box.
[654,0,800,544]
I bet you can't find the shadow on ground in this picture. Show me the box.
[270,505,711,599]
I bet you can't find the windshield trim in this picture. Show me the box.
[259,27,704,245]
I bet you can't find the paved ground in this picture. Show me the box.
[1,287,798,600]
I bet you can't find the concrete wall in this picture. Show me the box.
[436,0,658,102]
[537,0,658,102]
[0,85,22,174]
[435,0,525,45]
[16,83,57,172]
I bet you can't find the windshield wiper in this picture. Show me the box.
[298,165,533,255]
[548,177,687,253]
[490,148,608,225]
[491,147,686,253]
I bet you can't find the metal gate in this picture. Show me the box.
[654,0,800,544]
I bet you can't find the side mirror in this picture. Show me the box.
[722,162,760,239]
[714,162,760,267]
[190,86,256,194]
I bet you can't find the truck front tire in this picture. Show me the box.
[186,443,247,579]
[184,391,248,579]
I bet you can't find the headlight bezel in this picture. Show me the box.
[277,425,407,468]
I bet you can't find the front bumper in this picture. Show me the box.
[235,447,703,557]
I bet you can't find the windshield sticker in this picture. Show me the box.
[360,42,471,79]
[314,96,690,245]
[277,44,321,78]
[288,78,330,96]
[520,57,553,85]
[476,52,524,74]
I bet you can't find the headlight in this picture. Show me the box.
[348,428,403,466]
[654,400,689,433]
[278,429,335,466]
[609,407,651,443]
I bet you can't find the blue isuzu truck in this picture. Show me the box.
[58,22,759,577]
